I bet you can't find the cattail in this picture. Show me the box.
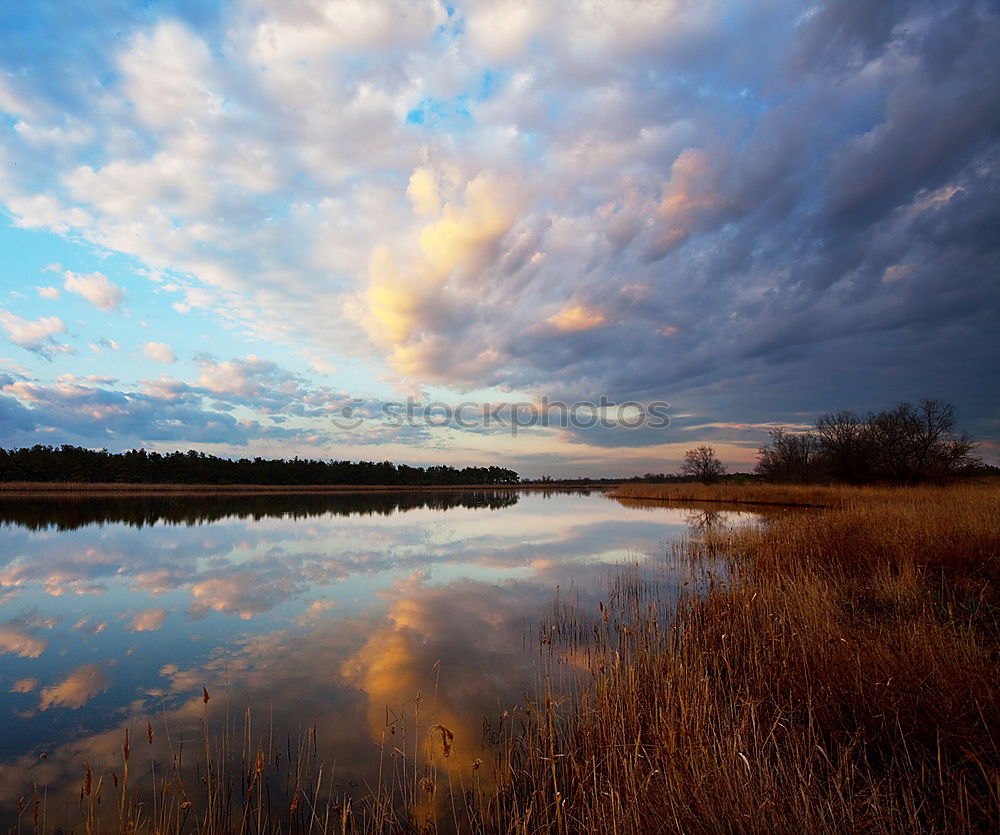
[146,720,153,745]
[433,724,454,757]
[202,687,210,704]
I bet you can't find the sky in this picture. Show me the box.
[0,0,997,476]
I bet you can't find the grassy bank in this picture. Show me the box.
[614,479,1000,508]
[485,482,999,832]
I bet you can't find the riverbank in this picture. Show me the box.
[615,479,1000,508]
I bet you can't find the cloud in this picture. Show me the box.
[118,20,220,130]
[142,341,176,363]
[128,607,167,632]
[196,354,293,399]
[547,304,606,333]
[36,286,60,299]
[357,170,523,382]
[10,678,37,693]
[188,573,298,620]
[0,74,37,119]
[63,270,125,311]
[38,663,108,710]
[0,622,48,657]
[0,372,324,448]
[89,337,120,354]
[0,309,70,358]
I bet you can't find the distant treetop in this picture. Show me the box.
[755,400,981,484]
[0,445,520,486]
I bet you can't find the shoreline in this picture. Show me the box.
[0,481,618,498]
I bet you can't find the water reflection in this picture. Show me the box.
[0,490,758,827]
[0,488,520,530]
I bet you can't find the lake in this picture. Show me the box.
[0,488,757,829]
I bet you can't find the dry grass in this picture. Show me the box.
[613,479,1000,508]
[483,482,1000,833]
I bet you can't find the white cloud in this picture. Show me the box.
[118,20,220,129]
[37,286,61,299]
[302,349,337,375]
[63,270,126,311]
[14,119,93,148]
[142,341,177,363]
[5,193,92,233]
[0,309,70,357]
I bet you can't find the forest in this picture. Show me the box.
[0,445,520,486]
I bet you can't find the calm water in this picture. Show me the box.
[0,489,756,823]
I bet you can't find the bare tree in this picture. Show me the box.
[870,399,979,482]
[755,428,819,482]
[680,445,727,484]
[814,409,876,483]
[757,400,980,484]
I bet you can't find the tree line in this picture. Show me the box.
[755,400,980,483]
[658,400,984,485]
[0,445,520,486]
